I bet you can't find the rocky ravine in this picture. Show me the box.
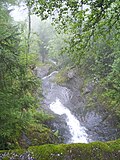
[36,65,119,143]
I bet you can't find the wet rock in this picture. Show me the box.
[35,63,57,78]
[45,115,72,143]
[37,65,52,78]
[83,82,94,95]
[67,70,75,79]
[58,68,120,142]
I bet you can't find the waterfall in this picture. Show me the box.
[41,70,119,144]
[50,98,88,143]
[42,71,90,143]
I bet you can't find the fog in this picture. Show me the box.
[10,2,28,21]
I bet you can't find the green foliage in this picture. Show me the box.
[33,110,54,124]
[104,52,120,113]
[47,31,71,66]
[0,0,47,150]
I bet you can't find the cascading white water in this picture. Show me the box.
[50,98,88,143]
[42,71,58,80]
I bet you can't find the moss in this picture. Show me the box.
[107,139,120,150]
[1,139,120,159]
[18,124,59,148]
[54,67,70,84]
[28,140,120,160]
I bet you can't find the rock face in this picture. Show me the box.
[36,65,52,78]
[45,115,72,143]
[54,67,120,142]
[33,63,57,79]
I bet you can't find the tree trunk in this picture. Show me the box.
[28,4,31,54]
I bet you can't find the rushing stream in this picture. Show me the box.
[50,98,88,143]
[41,70,119,144]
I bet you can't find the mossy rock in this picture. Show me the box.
[0,139,120,159]
[28,139,120,160]
[18,125,59,148]
[54,67,70,84]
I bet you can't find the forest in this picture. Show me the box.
[0,0,120,159]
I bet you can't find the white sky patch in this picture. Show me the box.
[10,2,28,21]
